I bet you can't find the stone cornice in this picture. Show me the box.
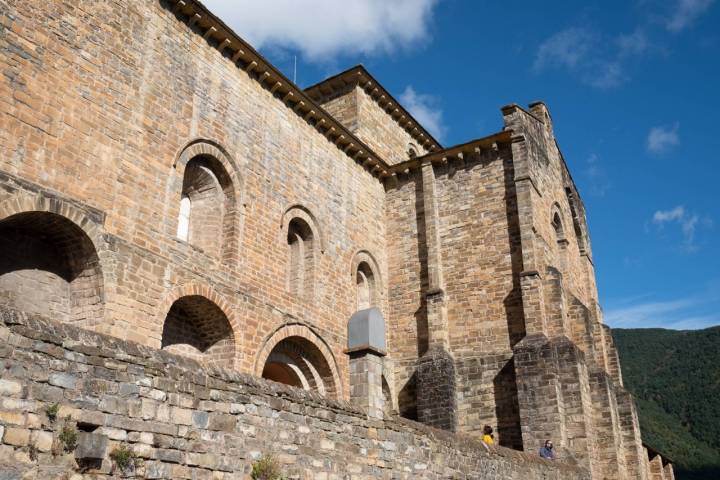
[304,66,442,153]
[167,0,392,179]
[384,131,511,184]
[167,1,510,189]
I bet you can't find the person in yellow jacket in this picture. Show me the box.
[482,425,495,446]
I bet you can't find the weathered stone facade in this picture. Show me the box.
[0,0,671,478]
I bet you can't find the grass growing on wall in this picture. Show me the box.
[251,454,286,480]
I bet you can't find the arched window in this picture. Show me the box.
[287,217,314,299]
[161,295,235,368]
[565,188,588,254]
[177,155,235,259]
[0,211,103,326]
[551,206,569,271]
[356,261,377,310]
[408,142,418,159]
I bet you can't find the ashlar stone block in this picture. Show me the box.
[75,432,108,460]
[347,307,386,354]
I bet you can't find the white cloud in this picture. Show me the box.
[652,205,704,250]
[617,29,650,57]
[653,206,685,223]
[646,123,680,154]
[605,298,694,327]
[538,3,714,90]
[584,153,611,196]
[667,0,715,32]
[605,296,720,330]
[533,18,708,89]
[605,283,720,329]
[202,0,438,61]
[534,28,595,71]
[399,85,447,141]
[586,61,625,89]
[533,28,628,89]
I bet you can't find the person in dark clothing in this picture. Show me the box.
[539,439,555,459]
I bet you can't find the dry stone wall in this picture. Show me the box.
[0,308,589,479]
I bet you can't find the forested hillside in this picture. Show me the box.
[613,326,720,480]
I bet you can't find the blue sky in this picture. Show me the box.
[204,0,720,330]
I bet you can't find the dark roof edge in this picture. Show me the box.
[304,65,442,152]
[169,0,393,179]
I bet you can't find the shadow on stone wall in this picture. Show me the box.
[502,150,527,348]
[494,357,524,450]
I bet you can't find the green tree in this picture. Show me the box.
[613,326,720,480]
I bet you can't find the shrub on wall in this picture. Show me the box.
[251,454,285,480]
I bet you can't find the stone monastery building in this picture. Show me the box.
[0,0,674,478]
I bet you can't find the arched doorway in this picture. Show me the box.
[259,333,338,398]
[161,295,235,368]
[0,211,103,325]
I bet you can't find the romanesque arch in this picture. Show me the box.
[0,192,104,327]
[287,217,314,298]
[280,205,325,252]
[155,283,240,369]
[407,142,419,158]
[280,206,324,300]
[350,250,383,310]
[255,323,341,398]
[173,140,243,263]
[565,187,590,255]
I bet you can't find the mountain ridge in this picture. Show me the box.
[612,325,720,480]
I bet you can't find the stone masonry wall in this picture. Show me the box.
[315,85,360,134]
[502,104,594,309]
[501,104,609,372]
[434,149,525,355]
[0,0,392,396]
[385,148,525,444]
[0,0,648,477]
[384,169,426,421]
[0,309,590,480]
[312,83,430,166]
[355,87,430,165]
